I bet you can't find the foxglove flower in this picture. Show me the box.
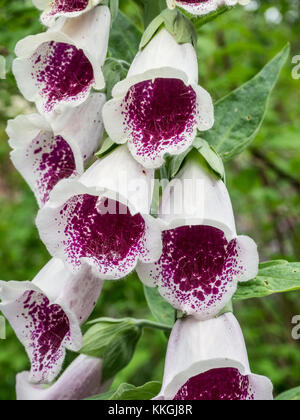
[16,354,106,400]
[156,314,273,400]
[13,6,110,115]
[0,258,103,384]
[137,160,259,319]
[36,146,163,279]
[6,93,106,206]
[33,0,102,27]
[166,0,240,16]
[103,29,214,169]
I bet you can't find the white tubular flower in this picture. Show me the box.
[156,314,273,400]
[137,160,259,319]
[0,258,103,384]
[16,354,106,400]
[36,146,163,279]
[13,6,110,115]
[6,93,106,207]
[166,0,239,16]
[102,29,214,169]
[33,0,103,27]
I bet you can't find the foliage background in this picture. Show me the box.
[0,0,299,400]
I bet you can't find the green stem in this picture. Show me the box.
[143,0,166,28]
[135,319,172,332]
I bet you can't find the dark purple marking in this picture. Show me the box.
[150,225,243,312]
[18,290,71,382]
[30,41,94,112]
[50,0,89,14]
[174,368,254,400]
[122,78,197,162]
[180,0,211,3]
[28,131,77,204]
[59,195,146,274]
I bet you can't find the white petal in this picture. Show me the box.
[158,314,273,400]
[80,145,154,215]
[193,83,214,131]
[248,374,274,400]
[234,235,259,282]
[16,355,104,400]
[50,92,106,165]
[159,159,237,239]
[129,29,198,85]
[139,214,164,264]
[33,258,103,323]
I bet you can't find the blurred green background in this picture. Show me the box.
[0,0,300,400]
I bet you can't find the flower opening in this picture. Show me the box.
[122,78,197,165]
[31,41,94,112]
[174,367,254,400]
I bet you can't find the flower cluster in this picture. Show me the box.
[1,0,273,400]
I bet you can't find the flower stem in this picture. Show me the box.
[135,319,172,332]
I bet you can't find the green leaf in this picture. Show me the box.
[234,260,300,301]
[109,11,142,62]
[80,318,142,381]
[140,14,164,49]
[143,0,166,28]
[0,55,6,79]
[87,381,161,400]
[102,57,129,100]
[193,137,225,180]
[95,136,118,159]
[275,386,300,400]
[203,44,290,161]
[143,285,174,327]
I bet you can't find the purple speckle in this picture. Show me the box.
[58,195,146,275]
[30,41,94,112]
[121,78,197,164]
[174,368,254,400]
[18,289,71,383]
[150,225,242,315]
[50,0,89,14]
[27,131,77,204]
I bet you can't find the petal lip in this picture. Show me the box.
[34,0,103,27]
[172,0,223,16]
